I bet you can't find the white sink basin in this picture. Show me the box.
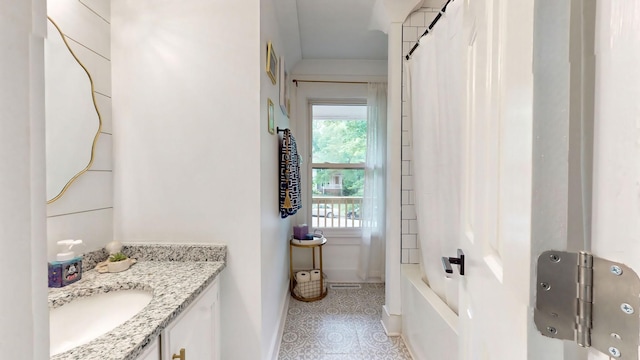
[50,289,153,356]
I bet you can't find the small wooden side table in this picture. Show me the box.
[289,237,328,302]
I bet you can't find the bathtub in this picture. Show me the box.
[401,264,458,360]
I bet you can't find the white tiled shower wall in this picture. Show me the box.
[400,8,438,264]
[46,0,113,260]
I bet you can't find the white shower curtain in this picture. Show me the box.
[358,82,387,281]
[405,0,464,311]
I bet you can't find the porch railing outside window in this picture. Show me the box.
[311,196,363,228]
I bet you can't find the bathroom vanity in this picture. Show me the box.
[136,276,219,360]
[48,244,226,360]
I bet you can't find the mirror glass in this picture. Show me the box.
[45,18,101,203]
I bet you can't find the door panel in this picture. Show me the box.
[459,0,536,358]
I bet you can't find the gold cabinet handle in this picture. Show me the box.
[172,348,185,360]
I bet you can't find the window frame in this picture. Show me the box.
[307,100,367,237]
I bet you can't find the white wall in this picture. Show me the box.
[111,1,273,359]
[46,0,113,260]
[288,58,387,282]
[260,0,294,358]
[0,0,48,358]
[292,59,387,80]
[384,21,404,332]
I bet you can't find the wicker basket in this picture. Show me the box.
[293,279,326,299]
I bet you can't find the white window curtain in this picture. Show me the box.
[358,82,387,281]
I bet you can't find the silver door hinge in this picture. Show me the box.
[535,250,640,359]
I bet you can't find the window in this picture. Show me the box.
[310,103,366,229]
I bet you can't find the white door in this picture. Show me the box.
[457,0,538,359]
[458,0,640,359]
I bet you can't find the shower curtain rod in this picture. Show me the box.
[292,79,368,87]
[405,0,454,60]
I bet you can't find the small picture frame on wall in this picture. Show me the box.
[266,42,277,85]
[268,98,275,134]
[279,57,288,117]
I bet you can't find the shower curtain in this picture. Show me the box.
[405,0,464,311]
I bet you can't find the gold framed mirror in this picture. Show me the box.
[45,17,102,203]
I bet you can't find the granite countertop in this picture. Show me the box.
[48,244,226,360]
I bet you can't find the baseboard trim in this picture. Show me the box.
[267,285,290,360]
[381,304,402,336]
[321,269,384,283]
[401,333,419,360]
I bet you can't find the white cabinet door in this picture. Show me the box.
[162,278,220,360]
[137,337,160,360]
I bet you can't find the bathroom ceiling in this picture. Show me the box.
[275,0,388,69]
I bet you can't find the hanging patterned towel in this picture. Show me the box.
[279,129,302,218]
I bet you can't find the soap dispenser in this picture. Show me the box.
[48,239,84,288]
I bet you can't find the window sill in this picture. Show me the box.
[312,228,362,245]
[323,236,362,246]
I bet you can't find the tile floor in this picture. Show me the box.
[277,283,413,360]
